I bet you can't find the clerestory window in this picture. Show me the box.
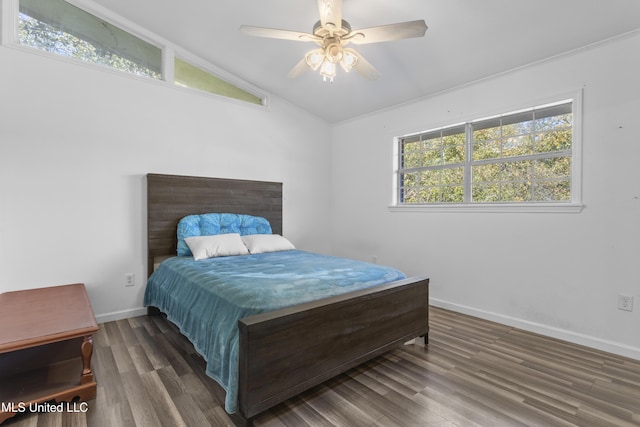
[13,0,264,105]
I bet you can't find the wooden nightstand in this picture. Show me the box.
[0,283,99,424]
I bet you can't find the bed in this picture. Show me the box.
[145,173,429,426]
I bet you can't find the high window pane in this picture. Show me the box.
[174,58,263,106]
[18,0,161,79]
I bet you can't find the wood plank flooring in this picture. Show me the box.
[4,307,640,426]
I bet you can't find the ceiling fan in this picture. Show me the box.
[239,0,427,82]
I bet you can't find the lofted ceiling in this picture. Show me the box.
[92,0,640,123]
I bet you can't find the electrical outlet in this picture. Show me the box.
[125,273,135,287]
[618,294,633,312]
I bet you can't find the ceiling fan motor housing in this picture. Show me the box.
[313,19,351,38]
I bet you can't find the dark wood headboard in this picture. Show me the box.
[146,173,283,276]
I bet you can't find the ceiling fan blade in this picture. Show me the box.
[318,0,342,30]
[239,25,318,42]
[349,20,427,44]
[352,51,380,80]
[287,57,310,78]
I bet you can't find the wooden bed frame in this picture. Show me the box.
[146,173,429,426]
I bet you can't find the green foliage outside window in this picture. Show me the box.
[399,102,573,205]
[18,0,162,79]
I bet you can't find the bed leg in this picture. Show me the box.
[422,334,428,345]
[229,412,253,427]
[147,306,161,316]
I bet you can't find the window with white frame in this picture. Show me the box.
[19,0,162,79]
[11,0,264,105]
[397,99,578,208]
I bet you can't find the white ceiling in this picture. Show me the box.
[93,0,640,123]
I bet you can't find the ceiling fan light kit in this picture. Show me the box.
[305,39,358,82]
[240,0,427,83]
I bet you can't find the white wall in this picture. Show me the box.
[331,32,640,359]
[0,46,333,321]
[3,19,640,362]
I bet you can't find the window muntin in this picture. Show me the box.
[18,0,162,79]
[398,101,574,205]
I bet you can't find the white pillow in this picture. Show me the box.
[241,234,295,254]
[184,233,249,260]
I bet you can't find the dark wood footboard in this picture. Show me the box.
[237,276,429,419]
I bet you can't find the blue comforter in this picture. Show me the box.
[143,250,406,413]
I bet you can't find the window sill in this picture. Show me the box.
[388,203,584,213]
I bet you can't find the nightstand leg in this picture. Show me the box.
[80,335,94,384]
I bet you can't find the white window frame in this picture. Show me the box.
[390,91,583,213]
[1,0,267,107]
[1,0,19,45]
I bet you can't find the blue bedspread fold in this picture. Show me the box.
[143,250,406,413]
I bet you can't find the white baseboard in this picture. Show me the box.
[430,298,640,361]
[95,307,147,324]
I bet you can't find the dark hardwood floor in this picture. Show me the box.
[5,307,640,426]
